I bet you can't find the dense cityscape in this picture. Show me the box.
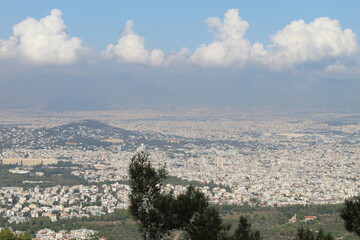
[0,109,359,239]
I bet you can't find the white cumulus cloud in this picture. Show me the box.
[2,8,356,71]
[102,20,165,66]
[190,9,259,67]
[262,17,358,70]
[190,9,358,70]
[0,9,86,65]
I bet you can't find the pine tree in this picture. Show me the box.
[128,151,170,239]
[341,196,360,237]
[184,205,222,240]
[128,151,225,240]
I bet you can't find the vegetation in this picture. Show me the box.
[5,212,141,240]
[126,152,360,240]
[219,204,357,239]
[341,196,360,237]
[0,228,31,240]
[128,151,259,240]
[0,165,86,188]
[295,226,334,240]
[233,216,261,240]
[3,193,359,239]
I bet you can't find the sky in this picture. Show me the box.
[0,0,359,111]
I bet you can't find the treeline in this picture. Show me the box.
[0,165,86,188]
[5,211,141,240]
[217,203,343,216]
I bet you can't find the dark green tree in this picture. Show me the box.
[340,196,360,237]
[128,151,170,239]
[184,206,223,240]
[172,185,209,228]
[128,151,226,240]
[232,216,261,240]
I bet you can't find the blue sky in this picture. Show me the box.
[0,1,359,111]
[1,0,359,51]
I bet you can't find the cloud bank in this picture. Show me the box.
[0,8,358,70]
[190,9,358,70]
[0,9,86,65]
[104,9,358,70]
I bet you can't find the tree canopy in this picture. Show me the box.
[340,196,360,237]
[128,151,261,240]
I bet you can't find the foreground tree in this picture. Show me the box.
[128,151,171,239]
[128,152,266,240]
[128,151,225,239]
[184,206,223,240]
[341,196,360,237]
